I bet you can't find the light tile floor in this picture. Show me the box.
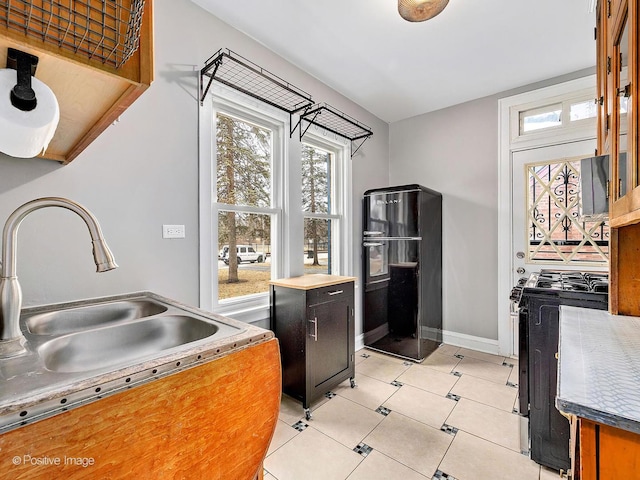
[264,344,563,480]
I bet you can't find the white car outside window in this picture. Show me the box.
[221,245,264,264]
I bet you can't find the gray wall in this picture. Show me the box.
[0,0,389,338]
[0,0,595,346]
[388,68,595,342]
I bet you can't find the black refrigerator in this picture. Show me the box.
[362,184,442,362]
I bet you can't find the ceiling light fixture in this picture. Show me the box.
[398,0,449,22]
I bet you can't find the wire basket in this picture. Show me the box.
[0,0,146,68]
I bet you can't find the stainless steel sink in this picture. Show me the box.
[25,299,168,335]
[0,291,267,435]
[37,314,221,373]
[15,293,246,374]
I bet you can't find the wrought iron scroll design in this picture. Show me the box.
[527,160,609,264]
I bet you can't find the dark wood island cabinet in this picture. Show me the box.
[270,274,356,420]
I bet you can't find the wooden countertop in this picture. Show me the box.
[270,274,356,290]
[556,306,640,434]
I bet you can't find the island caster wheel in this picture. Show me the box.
[350,378,357,388]
[304,408,312,421]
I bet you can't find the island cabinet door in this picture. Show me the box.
[306,284,355,402]
[579,419,640,479]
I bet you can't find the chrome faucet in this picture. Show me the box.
[0,197,117,357]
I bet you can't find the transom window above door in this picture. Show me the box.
[512,88,597,143]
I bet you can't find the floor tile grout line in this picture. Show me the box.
[439,411,527,454]
[350,447,433,480]
[298,422,372,466]
[264,419,304,460]
[298,394,387,452]
[372,407,459,438]
[455,428,532,456]
[433,431,459,480]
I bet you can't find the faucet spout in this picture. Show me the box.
[0,197,117,357]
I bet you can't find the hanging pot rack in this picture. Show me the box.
[200,48,373,156]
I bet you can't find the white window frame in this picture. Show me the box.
[301,134,349,275]
[199,84,286,319]
[510,86,598,147]
[199,83,353,322]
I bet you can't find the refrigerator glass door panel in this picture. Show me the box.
[364,189,420,238]
[364,242,388,283]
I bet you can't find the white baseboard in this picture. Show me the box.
[355,330,499,356]
[442,329,500,355]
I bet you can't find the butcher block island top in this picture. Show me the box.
[270,274,357,290]
[0,292,281,480]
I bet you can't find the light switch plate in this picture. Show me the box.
[163,224,185,239]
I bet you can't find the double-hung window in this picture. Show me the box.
[199,91,284,317]
[200,88,352,322]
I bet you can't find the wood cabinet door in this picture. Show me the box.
[579,419,640,479]
[308,299,351,392]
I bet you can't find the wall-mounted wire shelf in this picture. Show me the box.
[200,48,313,118]
[0,0,146,68]
[299,103,373,156]
[200,49,373,155]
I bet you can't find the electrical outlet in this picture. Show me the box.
[163,224,185,239]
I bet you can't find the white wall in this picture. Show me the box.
[0,0,389,337]
[388,69,595,344]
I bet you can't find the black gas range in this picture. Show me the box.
[514,269,609,472]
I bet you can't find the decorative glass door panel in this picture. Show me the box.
[526,157,609,265]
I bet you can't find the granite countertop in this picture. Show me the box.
[269,274,357,290]
[556,305,640,434]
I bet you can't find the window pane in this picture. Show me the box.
[569,100,597,121]
[216,113,271,207]
[218,211,271,300]
[301,144,331,214]
[527,160,609,264]
[520,104,562,133]
[304,218,332,275]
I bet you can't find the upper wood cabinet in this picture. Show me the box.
[0,1,154,164]
[599,0,640,315]
[599,0,640,226]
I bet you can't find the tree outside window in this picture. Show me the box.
[302,143,333,274]
[216,113,272,298]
